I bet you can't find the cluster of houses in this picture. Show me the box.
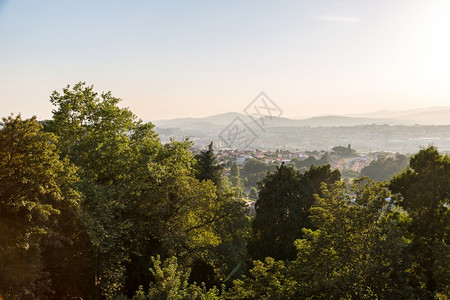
[212,149,308,166]
[192,147,373,172]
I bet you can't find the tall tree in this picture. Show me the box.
[230,161,240,178]
[250,164,302,260]
[390,146,449,297]
[194,142,223,189]
[229,161,242,188]
[249,164,340,260]
[44,82,162,297]
[0,115,82,299]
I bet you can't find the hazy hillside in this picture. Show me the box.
[153,112,246,130]
[345,107,450,125]
[153,112,411,130]
[153,107,449,130]
[292,115,410,127]
[393,108,450,125]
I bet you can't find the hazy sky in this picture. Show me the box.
[1,0,449,120]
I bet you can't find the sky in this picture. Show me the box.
[0,0,449,120]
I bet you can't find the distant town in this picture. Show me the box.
[154,110,450,153]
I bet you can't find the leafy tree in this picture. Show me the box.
[242,159,268,175]
[227,257,296,300]
[133,256,221,300]
[332,144,357,157]
[44,82,163,297]
[121,140,249,295]
[390,146,449,297]
[44,83,249,297]
[194,142,223,189]
[361,153,408,181]
[240,159,273,188]
[291,154,330,171]
[293,179,414,299]
[0,115,82,299]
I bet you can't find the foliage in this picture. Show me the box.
[226,257,296,300]
[332,144,357,157]
[229,162,241,188]
[390,146,449,297]
[43,82,163,298]
[249,164,340,260]
[194,142,223,189]
[290,153,330,171]
[240,159,276,188]
[292,179,414,299]
[0,115,82,299]
[43,83,250,298]
[361,153,409,181]
[3,83,449,299]
[132,256,221,300]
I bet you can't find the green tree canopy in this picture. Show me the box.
[43,83,249,297]
[293,179,413,299]
[361,153,408,181]
[390,146,449,297]
[0,115,82,299]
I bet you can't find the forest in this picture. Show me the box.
[0,83,449,299]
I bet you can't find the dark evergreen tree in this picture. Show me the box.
[230,161,241,188]
[194,142,223,189]
[230,161,240,177]
[249,164,340,260]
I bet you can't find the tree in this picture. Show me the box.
[230,161,240,178]
[241,159,272,188]
[390,146,449,297]
[43,83,250,297]
[0,115,82,299]
[332,145,357,157]
[229,161,242,188]
[132,256,221,300]
[227,257,296,300]
[250,164,302,260]
[293,179,414,299]
[194,142,223,189]
[44,82,163,297]
[291,154,330,171]
[249,164,340,260]
[361,153,408,181]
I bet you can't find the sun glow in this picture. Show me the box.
[412,0,450,93]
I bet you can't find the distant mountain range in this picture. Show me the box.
[153,107,450,130]
[344,107,450,125]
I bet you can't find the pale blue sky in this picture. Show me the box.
[1,0,449,120]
